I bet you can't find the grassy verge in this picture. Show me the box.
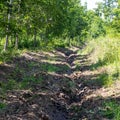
[101,101,120,120]
[0,37,69,64]
[81,36,120,86]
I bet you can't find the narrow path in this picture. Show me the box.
[0,47,119,120]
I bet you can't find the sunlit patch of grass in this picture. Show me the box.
[52,38,68,48]
[83,37,120,65]
[82,36,120,86]
[101,101,120,120]
[21,48,28,53]
[97,73,113,87]
[0,49,22,63]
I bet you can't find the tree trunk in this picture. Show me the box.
[14,0,21,49]
[68,36,71,47]
[34,28,37,47]
[4,34,9,51]
[4,0,13,51]
[15,34,19,49]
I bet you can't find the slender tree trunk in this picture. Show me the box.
[68,36,71,47]
[4,33,9,51]
[14,0,21,49]
[77,36,79,46]
[27,25,30,43]
[4,0,13,51]
[34,28,37,47]
[15,34,18,49]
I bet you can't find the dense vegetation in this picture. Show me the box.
[0,0,120,119]
[1,0,120,80]
[0,0,119,50]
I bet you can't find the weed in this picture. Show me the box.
[68,81,76,88]
[19,76,43,89]
[27,62,37,68]
[47,65,59,72]
[97,73,113,87]
[0,103,6,110]
[101,101,120,120]
[0,80,17,91]
[40,64,61,72]
[0,49,21,63]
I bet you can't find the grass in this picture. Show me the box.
[101,101,120,120]
[40,63,69,73]
[81,36,120,86]
[0,80,17,91]
[0,45,29,64]
[0,49,20,64]
[0,102,6,110]
[19,75,43,89]
[0,37,69,64]
[0,77,43,92]
[97,73,113,87]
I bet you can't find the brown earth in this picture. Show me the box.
[0,46,120,120]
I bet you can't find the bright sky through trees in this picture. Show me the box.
[81,0,103,9]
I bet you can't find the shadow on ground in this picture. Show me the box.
[0,46,120,120]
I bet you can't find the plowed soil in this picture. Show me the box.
[0,47,120,120]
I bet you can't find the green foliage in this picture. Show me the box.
[87,11,106,38]
[98,73,113,86]
[112,8,120,33]
[40,63,69,73]
[0,76,43,91]
[0,79,17,91]
[0,48,21,63]
[0,102,6,110]
[68,81,76,88]
[52,38,67,48]
[0,0,119,52]
[82,37,120,86]
[16,36,39,49]
[19,76,43,89]
[0,0,120,92]
[0,0,90,51]
[101,101,120,120]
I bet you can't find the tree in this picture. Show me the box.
[102,0,118,22]
[4,0,13,51]
[86,10,106,38]
[112,5,120,33]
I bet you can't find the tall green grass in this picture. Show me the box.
[82,36,120,86]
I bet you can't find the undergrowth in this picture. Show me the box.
[0,37,73,64]
[0,49,22,64]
